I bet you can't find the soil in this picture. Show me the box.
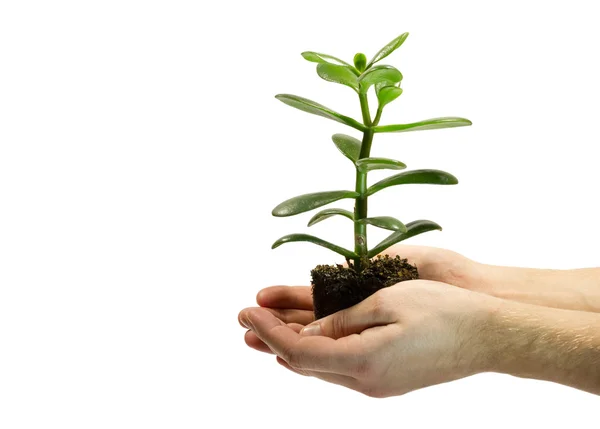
[310,255,419,320]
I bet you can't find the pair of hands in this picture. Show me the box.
[239,246,502,397]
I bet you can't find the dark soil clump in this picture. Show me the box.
[311,255,419,320]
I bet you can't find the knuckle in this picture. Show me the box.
[369,293,389,318]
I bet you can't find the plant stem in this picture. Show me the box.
[359,93,372,126]
[373,106,383,127]
[354,93,375,272]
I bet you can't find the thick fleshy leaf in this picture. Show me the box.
[368,220,441,258]
[275,94,366,131]
[301,52,356,70]
[366,32,409,69]
[377,86,403,109]
[367,169,458,196]
[272,233,358,259]
[308,208,354,227]
[354,53,367,72]
[374,117,472,133]
[375,81,392,95]
[332,133,362,162]
[272,190,359,217]
[359,65,403,93]
[355,157,406,173]
[357,216,407,232]
[317,63,359,92]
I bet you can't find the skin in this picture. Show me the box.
[239,245,600,397]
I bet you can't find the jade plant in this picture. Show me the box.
[270,32,471,318]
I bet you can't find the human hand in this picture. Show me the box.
[239,280,500,397]
[244,245,482,354]
[244,245,483,353]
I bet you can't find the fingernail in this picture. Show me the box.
[300,323,321,336]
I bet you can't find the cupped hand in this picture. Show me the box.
[242,245,483,354]
[239,280,500,397]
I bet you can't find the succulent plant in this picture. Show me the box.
[271,32,471,272]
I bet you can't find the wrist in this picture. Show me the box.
[475,297,529,375]
[476,264,600,312]
[478,298,600,393]
[456,260,504,297]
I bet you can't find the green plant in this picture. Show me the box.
[271,32,471,273]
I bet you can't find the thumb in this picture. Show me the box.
[300,293,394,339]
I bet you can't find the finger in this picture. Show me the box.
[276,356,360,391]
[380,245,472,286]
[263,308,314,325]
[256,286,313,310]
[240,307,363,375]
[245,330,272,353]
[300,292,396,339]
[245,323,304,354]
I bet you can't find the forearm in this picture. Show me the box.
[475,264,600,313]
[483,299,600,395]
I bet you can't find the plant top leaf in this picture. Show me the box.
[301,52,356,70]
[368,220,441,258]
[272,190,359,217]
[332,133,362,162]
[353,53,367,72]
[275,94,366,131]
[307,208,354,227]
[377,86,403,109]
[366,32,409,69]
[317,63,360,92]
[359,65,403,94]
[272,233,358,259]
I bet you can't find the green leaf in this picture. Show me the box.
[275,94,366,131]
[353,53,367,72]
[272,233,358,259]
[301,52,356,70]
[332,133,362,162]
[375,81,392,95]
[367,169,458,196]
[359,65,403,93]
[368,220,441,258]
[374,117,472,133]
[358,216,407,232]
[308,208,354,227]
[366,32,409,69]
[272,190,359,217]
[317,63,359,92]
[355,157,406,172]
[377,86,403,109]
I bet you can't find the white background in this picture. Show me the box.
[1,0,599,428]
